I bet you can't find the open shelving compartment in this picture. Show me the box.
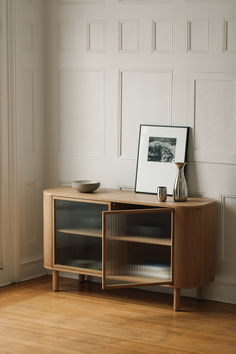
[53,197,173,288]
[54,198,108,275]
[102,208,173,289]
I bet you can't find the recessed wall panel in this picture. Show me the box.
[21,71,34,154]
[194,79,236,156]
[153,19,172,53]
[224,19,236,53]
[222,195,236,264]
[57,22,75,51]
[23,182,36,245]
[120,70,172,159]
[187,19,209,53]
[58,70,105,156]
[119,20,139,53]
[87,21,106,53]
[22,24,33,51]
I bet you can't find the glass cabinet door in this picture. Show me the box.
[54,199,108,273]
[102,208,173,288]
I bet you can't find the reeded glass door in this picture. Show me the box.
[102,208,173,288]
[54,199,108,274]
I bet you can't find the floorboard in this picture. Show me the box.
[0,276,235,354]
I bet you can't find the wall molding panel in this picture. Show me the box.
[119,69,172,159]
[20,70,35,154]
[188,72,236,164]
[22,182,37,246]
[58,69,106,157]
[22,23,33,51]
[57,22,75,51]
[187,19,209,53]
[87,20,106,53]
[119,19,139,53]
[224,18,236,53]
[221,194,236,264]
[152,19,173,54]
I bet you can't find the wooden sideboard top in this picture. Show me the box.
[44,187,216,209]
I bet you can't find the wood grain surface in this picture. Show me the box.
[0,276,235,354]
[44,188,216,208]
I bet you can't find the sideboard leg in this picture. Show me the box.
[52,270,59,291]
[197,286,203,300]
[79,274,85,283]
[173,288,181,311]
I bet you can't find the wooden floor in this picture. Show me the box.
[0,276,236,354]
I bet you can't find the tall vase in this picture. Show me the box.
[173,162,188,202]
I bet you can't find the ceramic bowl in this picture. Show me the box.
[72,180,100,193]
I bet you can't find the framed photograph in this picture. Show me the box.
[135,125,189,195]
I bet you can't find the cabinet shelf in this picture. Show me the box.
[110,235,171,246]
[106,262,171,284]
[57,229,171,245]
[54,264,102,276]
[66,259,102,271]
[107,275,171,284]
[57,228,102,238]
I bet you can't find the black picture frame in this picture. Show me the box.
[135,124,189,195]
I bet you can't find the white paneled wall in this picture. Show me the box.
[16,0,45,280]
[46,0,236,303]
[1,0,235,303]
[0,0,12,285]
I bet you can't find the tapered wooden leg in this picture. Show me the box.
[79,274,85,283]
[52,270,59,291]
[173,288,181,311]
[197,287,203,300]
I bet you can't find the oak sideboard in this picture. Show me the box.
[43,187,216,311]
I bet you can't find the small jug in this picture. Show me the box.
[173,162,188,202]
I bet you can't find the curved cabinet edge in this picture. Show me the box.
[43,193,53,268]
[173,203,216,288]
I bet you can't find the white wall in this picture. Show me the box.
[0,0,46,283]
[45,0,236,303]
[16,0,46,280]
[0,0,12,285]
[1,0,235,303]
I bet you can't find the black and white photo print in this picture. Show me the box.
[148,137,176,163]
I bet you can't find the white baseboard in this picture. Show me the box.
[20,256,46,281]
[0,281,12,288]
[204,282,236,304]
